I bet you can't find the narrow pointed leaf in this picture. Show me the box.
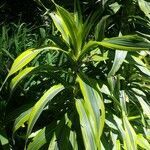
[27,122,57,150]
[100,35,150,50]
[10,67,36,93]
[137,134,150,150]
[7,49,39,77]
[26,84,64,139]
[13,108,32,134]
[108,50,127,77]
[138,0,150,19]
[123,114,137,150]
[132,56,150,77]
[76,74,105,149]
[54,4,78,52]
[95,15,109,41]
[79,35,150,61]
[50,12,69,43]
[135,95,150,119]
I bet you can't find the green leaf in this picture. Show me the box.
[51,3,78,54]
[109,2,121,13]
[27,122,56,150]
[13,108,32,134]
[50,12,69,43]
[110,132,121,150]
[119,91,128,114]
[7,49,39,77]
[135,95,150,119]
[95,15,109,41]
[10,67,36,93]
[78,41,98,61]
[79,35,150,61]
[137,134,150,150]
[108,50,127,77]
[28,114,78,150]
[138,0,150,19]
[123,113,137,150]
[136,65,150,77]
[26,84,64,139]
[76,74,105,150]
[131,56,150,77]
[0,129,9,150]
[100,35,150,51]
[0,47,67,91]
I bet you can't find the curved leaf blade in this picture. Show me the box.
[7,49,38,77]
[13,108,32,134]
[108,50,127,77]
[26,84,64,139]
[138,0,150,19]
[100,35,150,50]
[137,134,150,150]
[123,113,137,150]
[76,74,105,149]
[10,67,36,93]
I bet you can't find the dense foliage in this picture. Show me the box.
[0,0,150,149]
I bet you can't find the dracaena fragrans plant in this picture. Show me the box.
[1,0,150,149]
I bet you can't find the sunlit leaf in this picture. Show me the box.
[138,0,150,19]
[137,134,150,150]
[76,74,105,149]
[100,35,150,50]
[135,95,150,119]
[108,50,127,77]
[123,113,137,150]
[13,108,32,134]
[26,84,64,139]
[10,67,36,93]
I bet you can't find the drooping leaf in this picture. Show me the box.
[10,67,36,93]
[108,50,127,77]
[79,35,150,61]
[76,74,105,150]
[7,49,39,77]
[135,95,150,119]
[27,122,57,150]
[28,114,78,150]
[123,113,137,150]
[26,84,64,140]
[13,108,32,134]
[0,46,67,91]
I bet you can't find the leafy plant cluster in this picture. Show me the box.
[0,0,150,149]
